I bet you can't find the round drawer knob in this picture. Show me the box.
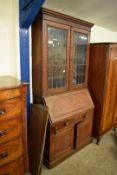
[83,114,86,119]
[0,130,7,137]
[0,108,6,116]
[0,152,8,159]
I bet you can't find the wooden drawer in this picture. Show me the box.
[0,89,20,101]
[0,158,24,175]
[52,110,91,133]
[0,98,21,122]
[0,118,22,144]
[0,137,23,167]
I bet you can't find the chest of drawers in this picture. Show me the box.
[0,76,28,175]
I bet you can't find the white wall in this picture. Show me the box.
[0,0,20,78]
[91,25,117,43]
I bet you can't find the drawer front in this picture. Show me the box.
[0,118,22,144]
[0,89,20,101]
[0,137,23,167]
[0,158,24,175]
[52,111,90,133]
[0,98,21,122]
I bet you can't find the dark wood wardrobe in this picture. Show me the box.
[31,8,94,168]
[88,43,117,143]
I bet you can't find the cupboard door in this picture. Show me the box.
[70,28,90,89]
[50,126,74,161]
[76,114,93,149]
[43,21,70,94]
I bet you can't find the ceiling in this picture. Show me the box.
[43,0,117,32]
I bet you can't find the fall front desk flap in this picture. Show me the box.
[44,89,94,123]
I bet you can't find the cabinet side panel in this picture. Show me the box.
[21,85,29,171]
[32,17,43,97]
[88,44,109,135]
[28,104,48,175]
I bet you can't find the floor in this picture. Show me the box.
[41,130,117,175]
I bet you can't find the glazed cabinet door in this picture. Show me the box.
[76,112,93,149]
[49,125,74,162]
[43,21,70,95]
[70,28,90,89]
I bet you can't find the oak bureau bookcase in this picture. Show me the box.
[32,8,94,168]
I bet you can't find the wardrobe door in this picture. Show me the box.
[102,45,117,131]
[70,28,90,89]
[43,21,70,95]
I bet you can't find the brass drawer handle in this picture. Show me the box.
[0,130,7,137]
[0,108,6,116]
[0,152,8,159]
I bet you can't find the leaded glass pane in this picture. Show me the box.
[72,32,87,85]
[48,27,67,89]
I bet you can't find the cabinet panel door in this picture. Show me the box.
[76,114,93,149]
[50,126,74,161]
[43,21,70,95]
[70,28,90,89]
